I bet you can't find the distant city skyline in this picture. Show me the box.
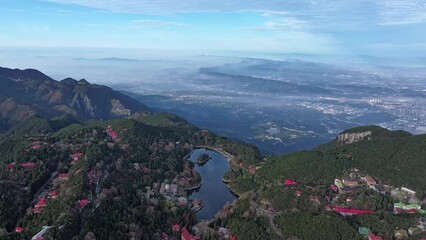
[0,0,425,60]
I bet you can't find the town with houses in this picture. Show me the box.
[299,96,426,136]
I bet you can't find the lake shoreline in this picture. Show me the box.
[193,146,241,197]
[187,147,238,219]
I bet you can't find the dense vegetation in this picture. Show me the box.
[275,212,361,240]
[0,110,265,239]
[217,198,279,240]
[258,126,426,196]
[211,126,426,240]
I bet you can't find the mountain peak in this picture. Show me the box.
[78,78,90,85]
[0,66,53,82]
[60,77,78,85]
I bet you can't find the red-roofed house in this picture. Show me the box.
[362,176,377,186]
[393,207,405,214]
[21,162,37,167]
[106,125,119,139]
[31,145,41,150]
[15,227,24,233]
[172,224,180,232]
[295,190,302,197]
[249,167,257,174]
[346,197,353,202]
[79,199,88,207]
[330,184,338,192]
[368,233,383,240]
[36,197,46,207]
[406,209,419,214]
[181,227,200,240]
[161,232,169,240]
[58,173,69,181]
[325,195,331,201]
[179,178,189,185]
[310,195,320,203]
[333,206,375,216]
[49,191,58,199]
[34,197,47,213]
[71,153,83,160]
[110,131,118,138]
[342,179,359,187]
[7,163,14,170]
[284,179,297,185]
[229,236,237,240]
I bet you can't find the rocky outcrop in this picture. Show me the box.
[110,99,131,116]
[337,131,372,144]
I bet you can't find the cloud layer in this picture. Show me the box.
[42,0,426,26]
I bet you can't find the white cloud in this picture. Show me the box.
[18,23,50,33]
[41,0,426,26]
[131,20,187,29]
[261,17,308,30]
[378,0,426,25]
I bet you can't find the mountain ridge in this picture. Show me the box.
[0,66,149,132]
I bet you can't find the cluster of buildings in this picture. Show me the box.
[325,205,375,216]
[392,219,426,240]
[106,125,119,140]
[330,171,426,239]
[392,187,417,200]
[299,94,426,136]
[334,170,425,214]
[393,202,426,215]
[31,149,87,214]
[7,123,207,239]
[358,227,383,240]
[160,225,219,240]
[333,171,380,194]
[11,140,89,238]
[154,180,204,212]
[277,170,426,239]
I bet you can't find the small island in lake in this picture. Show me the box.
[197,153,211,165]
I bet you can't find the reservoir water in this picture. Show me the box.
[188,149,236,219]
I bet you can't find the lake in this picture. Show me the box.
[188,148,237,220]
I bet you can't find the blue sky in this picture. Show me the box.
[0,0,425,59]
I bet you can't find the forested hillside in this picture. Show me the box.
[0,113,260,240]
[211,126,426,240]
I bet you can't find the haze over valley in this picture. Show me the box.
[3,52,425,154]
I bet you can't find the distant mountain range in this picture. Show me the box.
[0,67,148,132]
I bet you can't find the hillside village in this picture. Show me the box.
[0,120,205,239]
[0,118,262,240]
[1,115,426,240]
[215,156,426,240]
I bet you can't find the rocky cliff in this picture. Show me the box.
[337,131,372,144]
